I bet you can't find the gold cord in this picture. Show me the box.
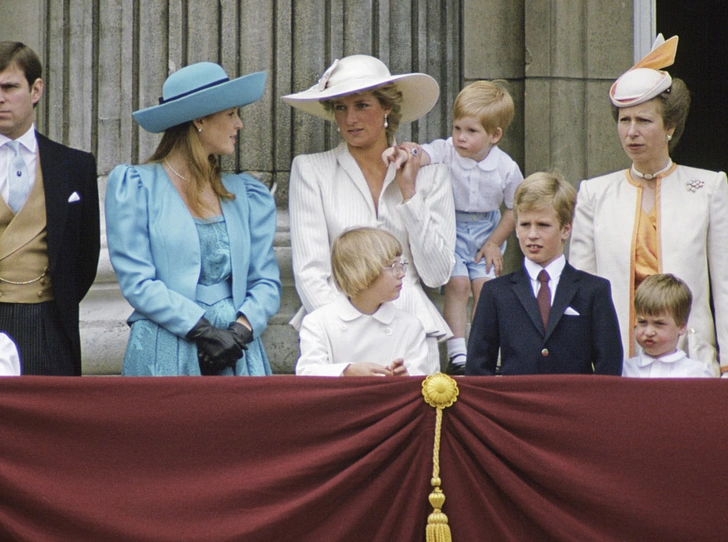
[422,373,459,541]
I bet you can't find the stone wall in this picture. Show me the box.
[1,0,636,374]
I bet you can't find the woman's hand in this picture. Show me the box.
[394,144,422,202]
[382,145,409,169]
[186,317,244,374]
[476,241,503,277]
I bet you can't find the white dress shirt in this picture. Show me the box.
[420,139,523,213]
[0,124,38,204]
[523,255,566,305]
[296,296,433,376]
[622,349,714,378]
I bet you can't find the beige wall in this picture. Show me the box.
[2,0,635,373]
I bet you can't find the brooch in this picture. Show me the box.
[685,179,704,192]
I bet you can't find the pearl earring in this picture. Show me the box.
[384,114,388,128]
[667,134,672,141]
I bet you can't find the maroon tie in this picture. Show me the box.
[537,269,551,329]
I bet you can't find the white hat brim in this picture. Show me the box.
[281,72,440,123]
[133,71,267,133]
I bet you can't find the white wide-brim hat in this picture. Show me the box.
[281,54,439,123]
[610,34,678,108]
[133,62,267,133]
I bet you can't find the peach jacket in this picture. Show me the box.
[570,165,728,376]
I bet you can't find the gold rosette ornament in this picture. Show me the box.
[421,373,459,541]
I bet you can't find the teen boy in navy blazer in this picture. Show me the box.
[466,172,622,375]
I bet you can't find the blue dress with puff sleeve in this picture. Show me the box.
[105,163,281,376]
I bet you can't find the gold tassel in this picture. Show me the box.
[422,373,459,542]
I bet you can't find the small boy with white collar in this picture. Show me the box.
[295,227,433,377]
[623,273,714,378]
[385,81,524,375]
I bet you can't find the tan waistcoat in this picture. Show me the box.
[0,158,53,303]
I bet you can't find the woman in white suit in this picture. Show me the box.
[281,55,456,373]
[106,62,281,376]
[570,36,728,376]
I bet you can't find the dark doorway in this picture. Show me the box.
[657,1,727,173]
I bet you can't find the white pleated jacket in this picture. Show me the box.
[288,142,456,340]
[570,165,728,375]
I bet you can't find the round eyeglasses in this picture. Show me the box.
[383,261,408,277]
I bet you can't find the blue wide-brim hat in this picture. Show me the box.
[133,62,267,133]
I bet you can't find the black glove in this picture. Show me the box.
[228,321,253,350]
[187,317,243,375]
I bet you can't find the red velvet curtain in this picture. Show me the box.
[1,375,726,541]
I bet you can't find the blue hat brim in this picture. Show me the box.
[133,71,267,133]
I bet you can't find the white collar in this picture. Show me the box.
[523,254,566,282]
[637,349,687,367]
[336,296,397,325]
[449,139,502,171]
[0,124,37,153]
[336,141,397,188]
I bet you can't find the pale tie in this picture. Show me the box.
[6,140,31,213]
[537,269,551,330]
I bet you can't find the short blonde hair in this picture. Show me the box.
[452,80,514,135]
[514,171,576,228]
[634,273,692,327]
[331,228,402,297]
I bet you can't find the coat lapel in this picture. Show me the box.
[545,263,580,340]
[335,143,396,216]
[511,268,545,334]
[37,133,67,268]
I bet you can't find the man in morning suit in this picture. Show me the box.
[0,42,99,375]
[466,172,622,376]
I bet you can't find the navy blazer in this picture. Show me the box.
[38,132,100,374]
[466,262,623,376]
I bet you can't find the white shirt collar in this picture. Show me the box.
[637,349,687,367]
[0,124,37,153]
[336,296,397,325]
[523,254,566,282]
[450,140,502,172]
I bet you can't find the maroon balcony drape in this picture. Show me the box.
[1,375,726,541]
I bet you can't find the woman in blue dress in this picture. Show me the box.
[106,62,281,376]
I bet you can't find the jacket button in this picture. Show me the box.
[541,348,549,357]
